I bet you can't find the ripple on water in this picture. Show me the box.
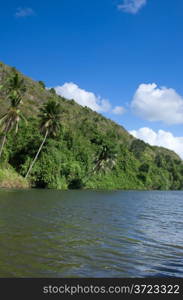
[0,190,183,277]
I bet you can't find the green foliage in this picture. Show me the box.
[0,164,28,189]
[49,88,56,95]
[130,139,147,159]
[38,80,46,89]
[24,99,63,179]
[0,61,182,190]
[0,71,27,160]
[139,163,150,173]
[6,70,26,97]
[0,94,26,134]
[39,99,62,136]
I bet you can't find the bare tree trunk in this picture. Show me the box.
[25,130,48,179]
[0,134,7,160]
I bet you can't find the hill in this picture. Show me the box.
[0,61,183,190]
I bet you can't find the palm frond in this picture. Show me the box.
[19,113,27,124]
[93,143,118,174]
[6,72,26,97]
[38,100,62,138]
[0,113,8,124]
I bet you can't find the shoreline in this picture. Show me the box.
[0,185,182,192]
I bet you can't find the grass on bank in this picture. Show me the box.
[0,165,29,189]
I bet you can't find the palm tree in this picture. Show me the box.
[6,70,26,98]
[0,94,26,159]
[25,100,62,178]
[83,143,117,184]
[93,144,117,173]
[0,70,27,160]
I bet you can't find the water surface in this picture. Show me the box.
[0,189,182,277]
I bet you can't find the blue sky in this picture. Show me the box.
[1,0,183,158]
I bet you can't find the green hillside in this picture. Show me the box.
[0,61,183,190]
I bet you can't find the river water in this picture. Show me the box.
[0,189,182,278]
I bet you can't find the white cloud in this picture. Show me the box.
[130,127,183,159]
[54,82,125,114]
[112,106,125,115]
[131,83,183,125]
[15,7,35,18]
[118,0,147,14]
[55,82,110,112]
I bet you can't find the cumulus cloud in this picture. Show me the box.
[55,82,111,112]
[118,0,147,14]
[130,127,183,159]
[54,82,125,114]
[15,7,35,18]
[112,106,126,115]
[131,83,183,125]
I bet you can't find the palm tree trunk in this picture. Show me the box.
[0,118,12,160]
[25,130,48,179]
[83,160,100,184]
[0,134,7,160]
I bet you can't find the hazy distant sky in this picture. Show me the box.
[1,0,183,158]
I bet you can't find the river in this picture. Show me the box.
[0,189,182,277]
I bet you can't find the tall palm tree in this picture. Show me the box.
[0,94,26,159]
[25,100,62,178]
[0,71,27,160]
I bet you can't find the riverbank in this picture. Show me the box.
[0,166,29,189]
[1,165,183,191]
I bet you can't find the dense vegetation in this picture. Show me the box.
[0,61,183,190]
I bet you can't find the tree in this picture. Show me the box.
[0,71,27,160]
[25,100,62,178]
[83,142,117,184]
[93,144,117,173]
[38,81,45,89]
[6,70,26,98]
[49,88,56,95]
[0,94,26,159]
